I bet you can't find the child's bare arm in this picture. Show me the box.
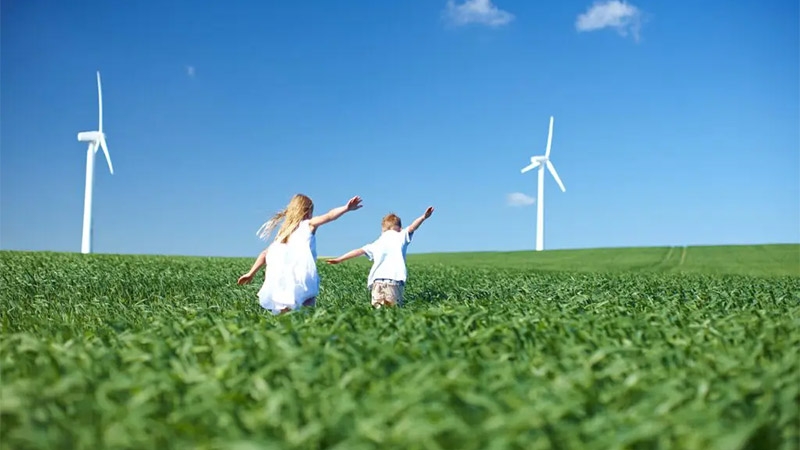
[238,249,267,284]
[309,196,363,232]
[407,206,434,234]
[326,248,366,264]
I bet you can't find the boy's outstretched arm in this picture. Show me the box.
[407,206,434,234]
[309,196,363,232]
[326,248,366,264]
[238,249,267,285]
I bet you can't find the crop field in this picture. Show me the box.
[1,245,799,449]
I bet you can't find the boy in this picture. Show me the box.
[326,206,434,308]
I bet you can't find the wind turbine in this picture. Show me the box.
[77,71,114,254]
[520,115,565,251]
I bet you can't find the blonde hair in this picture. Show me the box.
[382,213,401,231]
[256,194,314,243]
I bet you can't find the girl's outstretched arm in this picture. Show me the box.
[238,249,267,285]
[309,196,363,232]
[326,248,366,264]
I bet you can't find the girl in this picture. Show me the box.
[237,194,363,314]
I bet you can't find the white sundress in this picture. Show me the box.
[257,219,319,314]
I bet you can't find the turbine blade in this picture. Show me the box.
[97,71,103,133]
[545,116,554,158]
[520,162,540,174]
[99,137,114,174]
[546,160,565,192]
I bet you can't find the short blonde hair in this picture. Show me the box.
[382,213,401,231]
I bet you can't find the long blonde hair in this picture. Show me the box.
[256,194,314,244]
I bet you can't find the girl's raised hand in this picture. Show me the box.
[346,196,363,211]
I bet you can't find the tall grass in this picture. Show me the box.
[1,249,798,449]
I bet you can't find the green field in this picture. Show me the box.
[407,244,800,277]
[1,245,799,449]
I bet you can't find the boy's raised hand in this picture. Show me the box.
[325,258,341,265]
[407,206,435,234]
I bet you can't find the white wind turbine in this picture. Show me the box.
[77,71,114,254]
[520,115,566,251]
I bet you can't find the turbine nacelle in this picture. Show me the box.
[521,156,546,173]
[77,131,104,142]
[520,159,564,191]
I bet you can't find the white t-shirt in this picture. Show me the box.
[361,227,414,288]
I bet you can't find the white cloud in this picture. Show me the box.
[444,0,514,27]
[186,65,196,77]
[576,0,644,41]
[506,192,535,207]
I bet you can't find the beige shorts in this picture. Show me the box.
[370,280,404,308]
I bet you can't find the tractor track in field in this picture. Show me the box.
[654,246,680,272]
[663,246,675,264]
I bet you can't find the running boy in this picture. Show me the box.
[326,206,434,307]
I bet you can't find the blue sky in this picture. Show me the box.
[2,0,798,258]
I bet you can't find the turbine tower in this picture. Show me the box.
[520,115,565,251]
[77,71,114,254]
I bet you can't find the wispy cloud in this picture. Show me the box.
[507,192,535,207]
[186,65,196,77]
[576,0,644,41]
[444,0,514,27]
